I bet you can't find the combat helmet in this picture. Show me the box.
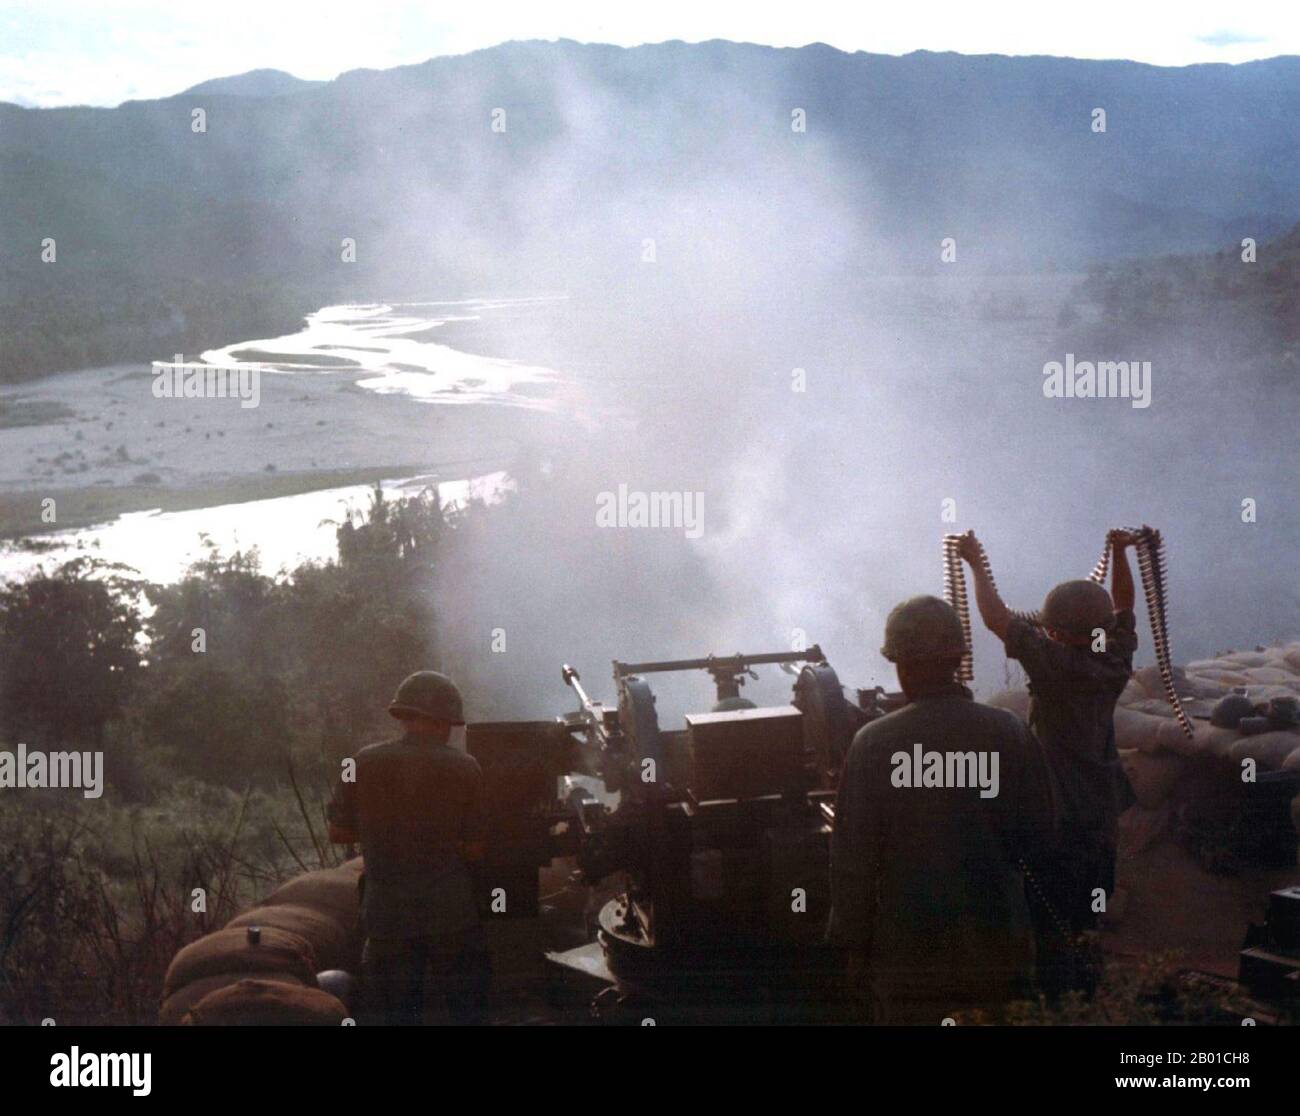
[880,595,967,663]
[388,671,465,724]
[1040,580,1114,638]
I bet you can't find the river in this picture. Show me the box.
[0,296,572,584]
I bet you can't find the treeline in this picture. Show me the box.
[1056,222,1300,366]
[0,484,487,1022]
[0,483,464,793]
[0,275,321,383]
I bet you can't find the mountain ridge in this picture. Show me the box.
[2,39,1297,380]
[180,68,326,99]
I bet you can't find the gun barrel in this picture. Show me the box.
[613,646,825,677]
[562,663,595,708]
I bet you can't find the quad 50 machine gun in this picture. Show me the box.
[544,645,900,1020]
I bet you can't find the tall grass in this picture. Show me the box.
[0,779,336,1024]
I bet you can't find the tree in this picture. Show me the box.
[0,559,142,747]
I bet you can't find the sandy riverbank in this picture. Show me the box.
[0,361,562,538]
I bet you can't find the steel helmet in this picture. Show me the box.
[388,671,465,724]
[1210,692,1256,729]
[880,595,967,663]
[1040,580,1114,638]
[315,969,355,1009]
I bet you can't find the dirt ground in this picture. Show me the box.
[0,363,562,538]
[1107,832,1300,978]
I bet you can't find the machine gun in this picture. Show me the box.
[551,644,899,1017]
[560,648,838,799]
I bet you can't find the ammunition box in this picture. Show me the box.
[685,705,805,801]
[1267,886,1300,949]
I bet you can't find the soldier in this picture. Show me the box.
[956,529,1140,996]
[328,671,490,1024]
[829,596,1056,1023]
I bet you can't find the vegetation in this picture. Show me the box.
[0,473,1282,1025]
[998,953,1273,1026]
[1054,222,1300,375]
[0,277,319,383]
[0,784,334,1024]
[0,483,475,1022]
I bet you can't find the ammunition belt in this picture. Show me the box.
[942,533,1039,684]
[941,527,1195,740]
[941,534,975,683]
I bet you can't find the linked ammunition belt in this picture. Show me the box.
[942,527,1195,739]
[941,534,976,683]
[942,533,1039,685]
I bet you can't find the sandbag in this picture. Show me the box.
[163,925,316,998]
[1221,651,1273,669]
[159,970,308,1026]
[1181,680,1240,704]
[183,978,348,1026]
[263,864,362,925]
[1121,751,1187,809]
[1131,664,1178,699]
[1228,731,1300,770]
[1198,724,1246,758]
[1122,697,1178,719]
[1184,659,1223,674]
[1283,647,1300,673]
[1184,669,1249,691]
[1264,645,1299,670]
[1114,707,1171,751]
[1242,667,1298,688]
[1242,685,1300,705]
[227,904,358,972]
[1158,718,1202,757]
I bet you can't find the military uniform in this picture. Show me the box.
[1005,611,1137,897]
[1004,608,1138,994]
[829,681,1056,1023]
[329,732,488,1024]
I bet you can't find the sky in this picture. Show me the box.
[1,0,1297,107]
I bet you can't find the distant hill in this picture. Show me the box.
[180,69,326,98]
[2,40,1299,379]
[1059,219,1300,373]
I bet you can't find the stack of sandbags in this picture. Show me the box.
[182,978,348,1026]
[160,925,319,1025]
[227,904,356,973]
[988,641,1300,818]
[1122,643,1300,774]
[262,858,364,929]
[160,858,364,1026]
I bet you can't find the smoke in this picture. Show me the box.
[101,42,1300,721]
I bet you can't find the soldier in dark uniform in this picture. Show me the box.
[328,671,490,1024]
[829,596,1057,1023]
[957,529,1140,996]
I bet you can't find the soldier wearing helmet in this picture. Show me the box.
[327,671,489,1024]
[956,529,1141,997]
[828,595,1056,1023]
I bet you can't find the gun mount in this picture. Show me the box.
[547,645,902,1018]
[561,647,837,796]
